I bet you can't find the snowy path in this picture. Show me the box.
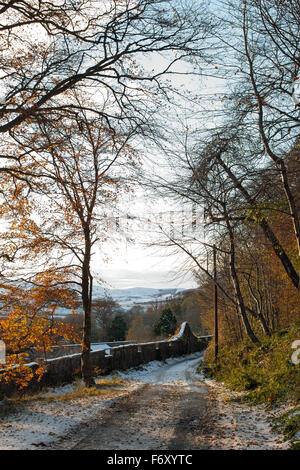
[0,352,289,450]
[52,353,288,450]
[0,353,202,450]
[112,352,204,385]
[145,354,204,385]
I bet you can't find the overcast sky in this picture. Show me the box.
[91,42,226,290]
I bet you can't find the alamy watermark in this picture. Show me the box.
[291,340,300,365]
[0,338,298,367]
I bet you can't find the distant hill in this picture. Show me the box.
[54,286,186,316]
[92,286,186,310]
[0,283,188,318]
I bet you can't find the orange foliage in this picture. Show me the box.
[0,275,80,389]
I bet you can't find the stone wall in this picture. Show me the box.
[26,341,144,362]
[0,323,211,396]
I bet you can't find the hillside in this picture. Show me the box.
[54,286,186,317]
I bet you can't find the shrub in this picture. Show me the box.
[154,308,177,336]
[203,324,300,405]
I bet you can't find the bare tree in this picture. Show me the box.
[206,0,300,263]
[0,0,212,138]
[0,101,136,386]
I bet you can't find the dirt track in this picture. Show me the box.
[53,383,217,450]
[49,355,288,450]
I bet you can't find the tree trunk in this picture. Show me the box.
[226,216,260,344]
[258,313,270,336]
[81,233,95,388]
[230,255,260,344]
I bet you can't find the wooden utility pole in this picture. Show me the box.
[213,244,219,360]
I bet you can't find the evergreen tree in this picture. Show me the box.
[154,308,177,336]
[107,316,128,341]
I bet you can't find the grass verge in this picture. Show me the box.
[2,377,131,406]
[271,406,300,450]
[199,322,300,448]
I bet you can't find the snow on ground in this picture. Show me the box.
[0,353,200,450]
[110,353,291,450]
[107,352,204,385]
[0,382,140,450]
[203,379,290,450]
[91,343,111,353]
[0,352,292,450]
